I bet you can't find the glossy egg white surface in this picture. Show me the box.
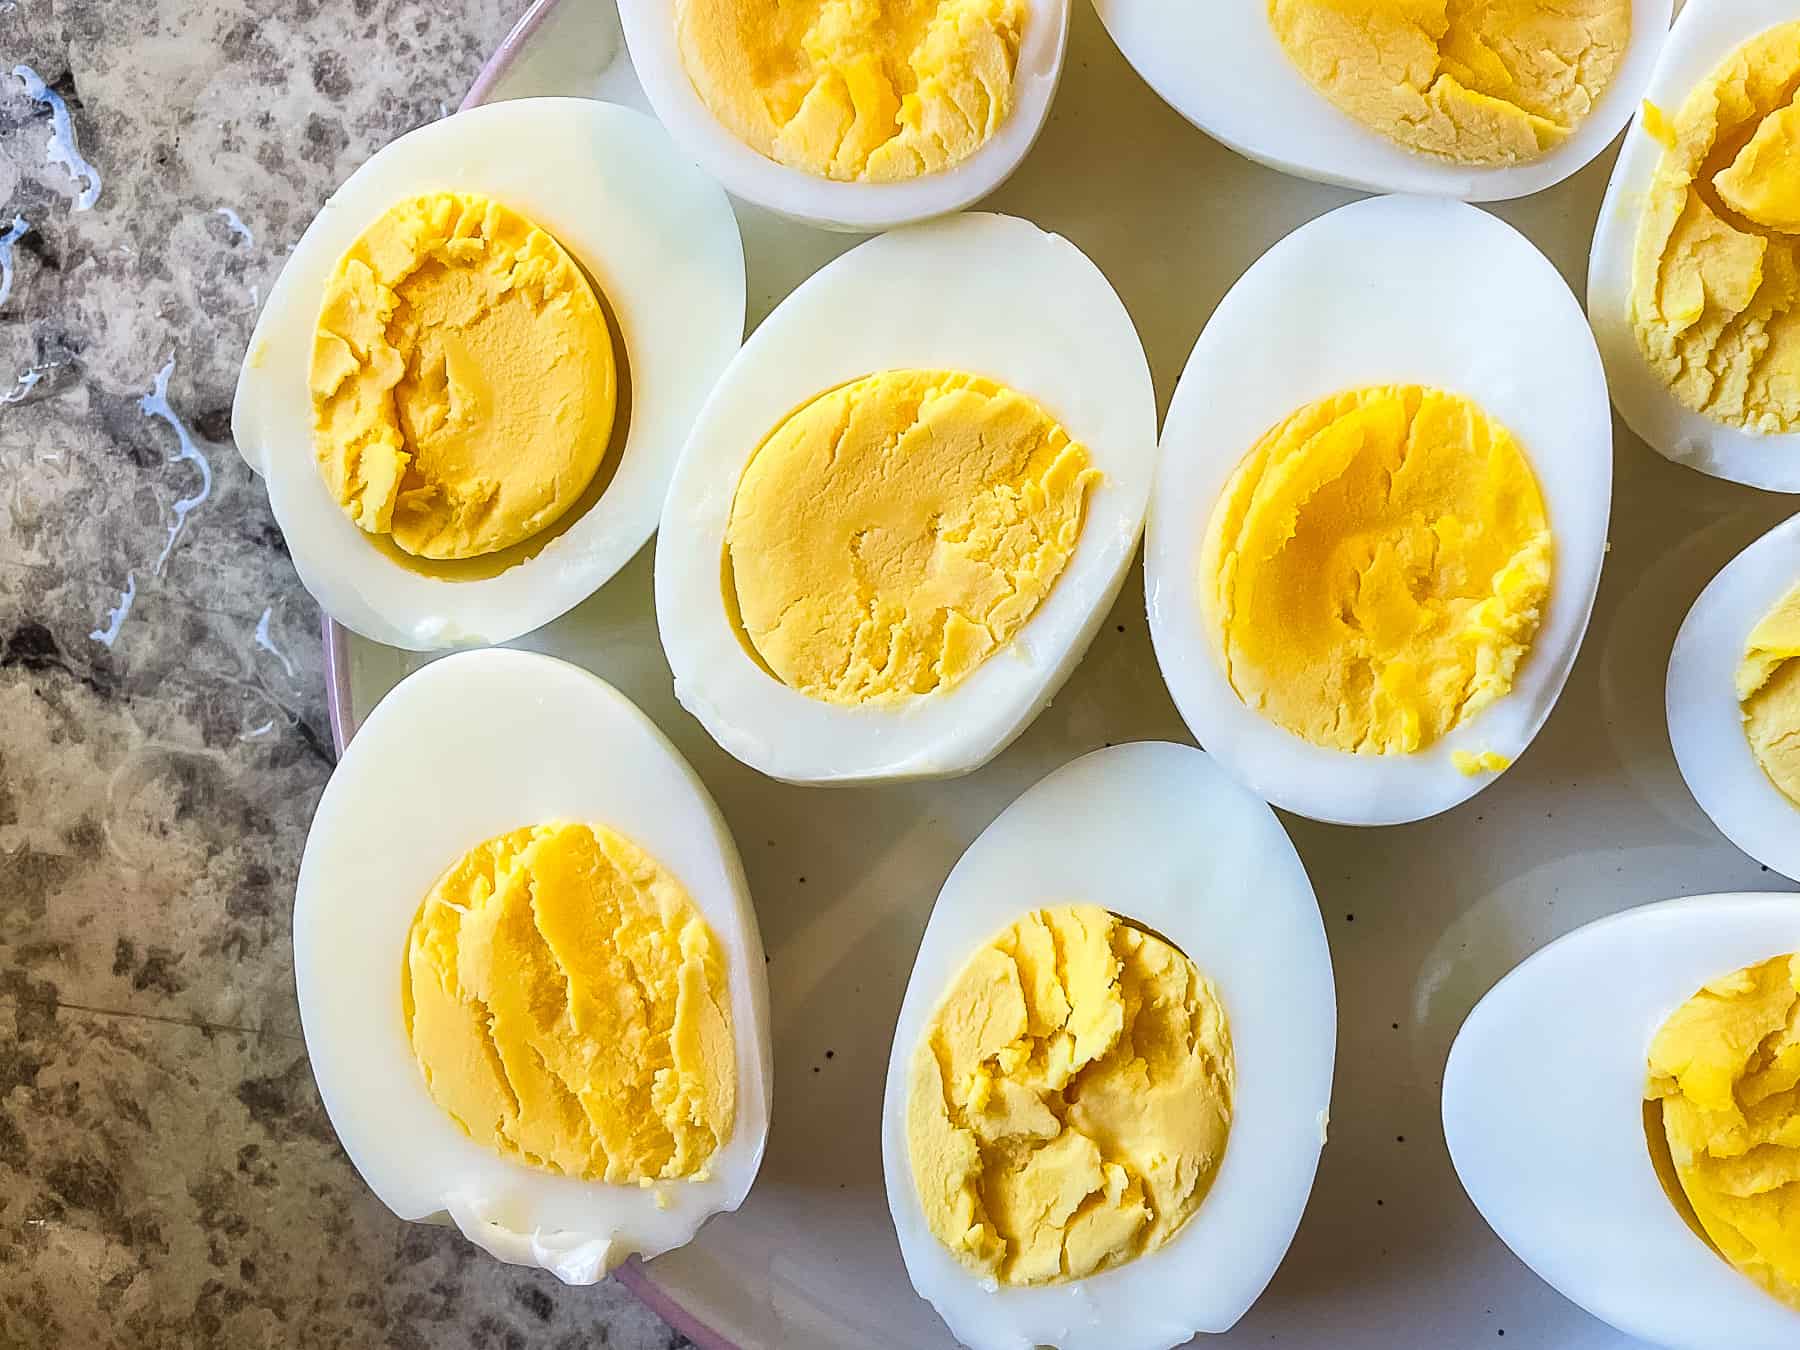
[232,98,746,651]
[880,742,1336,1350]
[1444,892,1800,1350]
[1588,0,1800,493]
[1668,512,1800,882]
[1091,0,1670,201]
[294,648,771,1283]
[656,212,1157,785]
[1145,195,1612,827]
[615,0,1068,231]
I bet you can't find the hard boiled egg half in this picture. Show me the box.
[1146,195,1612,826]
[657,212,1156,784]
[233,98,746,650]
[294,649,771,1282]
[881,742,1335,1350]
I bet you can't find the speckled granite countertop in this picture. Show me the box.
[0,4,687,1345]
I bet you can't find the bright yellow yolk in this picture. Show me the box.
[1200,385,1553,756]
[1738,580,1800,809]
[906,905,1233,1286]
[675,0,1024,182]
[1631,23,1800,435]
[1268,0,1629,166]
[724,370,1098,706]
[309,192,617,560]
[1647,952,1800,1310]
[401,822,734,1183]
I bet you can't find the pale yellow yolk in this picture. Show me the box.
[1737,580,1800,809]
[1647,952,1800,1310]
[1268,0,1630,166]
[725,370,1098,706]
[310,192,617,560]
[1631,23,1800,435]
[1200,385,1552,756]
[675,0,1024,182]
[907,906,1233,1285]
[401,822,734,1183]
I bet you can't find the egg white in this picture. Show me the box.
[615,0,1069,231]
[231,97,746,651]
[293,648,771,1283]
[1092,0,1670,201]
[1444,892,1800,1350]
[656,211,1156,784]
[879,742,1335,1350]
[1589,0,1800,493]
[1145,195,1612,826]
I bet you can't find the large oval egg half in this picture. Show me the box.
[293,648,771,1282]
[656,212,1157,784]
[880,742,1335,1350]
[232,98,746,650]
[1145,195,1612,826]
[1444,893,1800,1350]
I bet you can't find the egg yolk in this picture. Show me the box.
[675,0,1024,182]
[401,822,734,1183]
[1737,580,1800,809]
[309,192,617,560]
[1646,952,1800,1310]
[1200,385,1553,756]
[724,370,1098,706]
[1631,22,1800,434]
[906,905,1233,1286]
[1268,0,1630,166]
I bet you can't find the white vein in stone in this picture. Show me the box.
[254,607,296,679]
[90,572,137,648]
[142,356,213,573]
[215,206,253,245]
[0,215,27,308]
[12,65,102,210]
[2,366,43,404]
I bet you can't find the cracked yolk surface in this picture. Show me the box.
[1269,0,1630,166]
[675,0,1024,182]
[402,822,734,1183]
[1200,385,1553,756]
[309,192,617,560]
[906,905,1233,1286]
[1632,22,1800,435]
[724,369,1098,706]
[1738,580,1800,809]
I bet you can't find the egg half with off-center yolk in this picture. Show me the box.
[881,742,1335,1350]
[655,212,1157,784]
[1145,195,1613,826]
[293,648,770,1282]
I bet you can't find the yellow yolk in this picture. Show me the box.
[1631,22,1800,434]
[1646,952,1800,1310]
[1200,385,1552,756]
[401,822,734,1183]
[906,905,1233,1286]
[1268,0,1630,166]
[310,192,617,559]
[724,370,1098,705]
[1737,580,1800,809]
[675,0,1024,182]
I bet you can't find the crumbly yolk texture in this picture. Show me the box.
[1631,23,1800,434]
[1737,580,1800,809]
[725,370,1098,705]
[1268,0,1630,166]
[675,0,1024,182]
[402,822,734,1183]
[1200,386,1552,756]
[906,905,1233,1286]
[1647,952,1800,1310]
[310,192,617,559]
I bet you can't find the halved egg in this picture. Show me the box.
[1093,0,1670,200]
[232,98,746,650]
[1445,892,1800,1349]
[880,742,1335,1350]
[293,648,770,1282]
[656,211,1156,784]
[1145,195,1612,826]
